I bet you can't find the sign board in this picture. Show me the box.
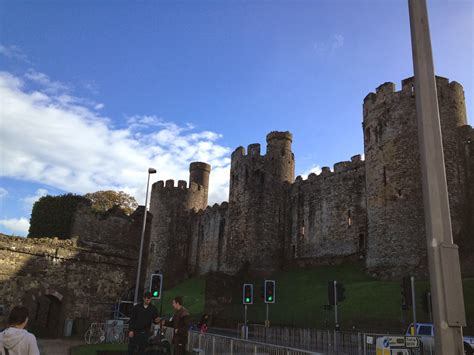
[389,336,406,347]
[405,336,420,348]
[366,336,374,345]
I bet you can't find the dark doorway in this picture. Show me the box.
[32,294,62,338]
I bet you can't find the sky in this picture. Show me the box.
[0,0,472,237]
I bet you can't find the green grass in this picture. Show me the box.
[151,263,474,334]
[70,343,127,355]
[152,277,205,322]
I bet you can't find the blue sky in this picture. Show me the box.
[0,0,472,236]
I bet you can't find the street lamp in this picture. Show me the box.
[133,167,157,305]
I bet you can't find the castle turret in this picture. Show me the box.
[224,131,294,275]
[146,162,211,287]
[189,162,210,209]
[363,76,469,278]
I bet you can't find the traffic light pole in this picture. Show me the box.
[411,276,417,335]
[265,303,270,328]
[243,304,248,340]
[334,281,338,328]
[408,0,466,353]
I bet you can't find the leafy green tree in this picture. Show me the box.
[84,190,138,215]
[28,193,90,239]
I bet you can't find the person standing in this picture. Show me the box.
[161,296,190,355]
[128,291,159,355]
[0,306,40,355]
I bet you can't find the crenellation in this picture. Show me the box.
[178,180,187,189]
[247,143,261,156]
[145,76,472,285]
[165,179,174,188]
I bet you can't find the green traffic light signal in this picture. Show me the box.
[268,296,273,301]
[245,297,250,302]
[153,291,159,297]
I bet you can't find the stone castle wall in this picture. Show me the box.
[130,76,474,283]
[0,235,137,336]
[288,155,366,263]
[363,77,470,277]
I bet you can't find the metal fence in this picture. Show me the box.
[247,324,435,355]
[187,331,323,355]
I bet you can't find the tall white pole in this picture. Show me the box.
[134,170,153,305]
[407,0,466,353]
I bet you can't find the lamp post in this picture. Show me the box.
[133,167,157,305]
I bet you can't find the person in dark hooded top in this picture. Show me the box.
[0,306,40,355]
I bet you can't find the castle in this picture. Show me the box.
[145,76,474,284]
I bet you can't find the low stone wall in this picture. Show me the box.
[0,234,137,337]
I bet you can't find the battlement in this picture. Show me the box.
[266,131,293,142]
[190,162,211,173]
[363,76,462,115]
[293,154,365,187]
[196,201,229,216]
[152,179,202,191]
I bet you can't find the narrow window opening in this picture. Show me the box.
[358,234,365,251]
[292,245,296,259]
[383,167,387,186]
[260,173,265,184]
[398,189,402,197]
[281,148,285,156]
[347,210,352,227]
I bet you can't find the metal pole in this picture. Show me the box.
[334,280,338,352]
[428,292,433,323]
[133,171,152,305]
[244,304,248,340]
[411,276,417,335]
[266,303,269,328]
[334,281,338,327]
[408,0,466,353]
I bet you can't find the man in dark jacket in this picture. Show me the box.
[128,291,159,355]
[161,296,190,355]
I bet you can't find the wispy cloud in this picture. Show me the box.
[313,34,345,56]
[0,217,30,236]
[0,187,8,199]
[0,70,231,208]
[0,44,32,64]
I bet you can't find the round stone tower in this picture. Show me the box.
[146,162,211,287]
[224,131,294,275]
[363,76,468,278]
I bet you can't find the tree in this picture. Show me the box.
[29,193,90,239]
[84,190,138,215]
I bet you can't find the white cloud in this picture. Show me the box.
[22,188,49,210]
[300,165,322,179]
[0,217,30,236]
[0,44,31,64]
[0,187,7,199]
[0,70,231,206]
[314,34,345,56]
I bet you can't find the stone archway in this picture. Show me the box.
[29,290,63,338]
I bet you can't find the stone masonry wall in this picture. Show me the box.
[363,77,470,278]
[288,155,366,263]
[188,203,229,275]
[0,234,137,337]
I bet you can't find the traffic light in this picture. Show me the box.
[401,276,412,307]
[336,283,346,303]
[243,284,253,305]
[328,281,336,305]
[264,280,276,304]
[150,273,163,299]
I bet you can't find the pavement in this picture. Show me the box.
[37,338,85,355]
